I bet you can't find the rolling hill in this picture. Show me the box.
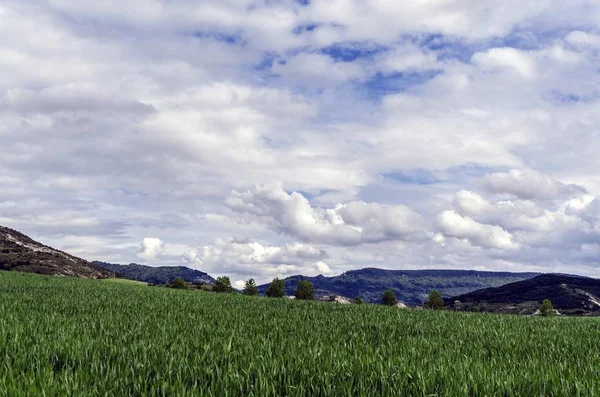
[257,268,540,305]
[92,261,215,285]
[448,274,600,315]
[0,225,114,278]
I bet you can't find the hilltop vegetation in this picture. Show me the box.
[92,261,214,285]
[258,268,539,305]
[1,270,599,395]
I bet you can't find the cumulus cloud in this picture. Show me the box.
[226,182,429,246]
[182,237,331,280]
[137,237,165,261]
[451,188,592,236]
[431,171,600,272]
[483,169,586,199]
[2,0,600,279]
[437,210,518,250]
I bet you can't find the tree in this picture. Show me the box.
[354,296,363,305]
[382,289,398,306]
[266,277,285,298]
[243,278,258,296]
[169,277,188,290]
[540,299,555,316]
[213,276,233,293]
[294,280,314,300]
[425,290,444,310]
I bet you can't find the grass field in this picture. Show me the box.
[100,278,149,286]
[1,271,599,396]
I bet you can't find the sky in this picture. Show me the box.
[2,0,600,286]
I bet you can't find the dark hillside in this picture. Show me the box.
[448,274,600,315]
[93,261,215,285]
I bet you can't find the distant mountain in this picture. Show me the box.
[0,225,114,279]
[92,261,215,285]
[448,274,600,315]
[257,268,539,305]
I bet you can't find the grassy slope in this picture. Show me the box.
[1,270,599,396]
[101,278,149,286]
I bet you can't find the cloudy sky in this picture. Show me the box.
[2,0,600,284]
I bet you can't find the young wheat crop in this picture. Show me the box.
[0,271,599,396]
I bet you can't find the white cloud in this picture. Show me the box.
[452,189,581,235]
[272,53,365,85]
[233,280,245,290]
[226,182,429,246]
[566,31,600,48]
[437,210,518,250]
[483,169,586,199]
[2,0,600,280]
[137,237,165,261]
[377,44,439,73]
[182,238,330,281]
[472,47,536,79]
[431,172,600,273]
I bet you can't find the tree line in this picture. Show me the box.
[174,275,446,308]
[169,276,555,313]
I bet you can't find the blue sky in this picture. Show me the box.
[2,0,600,286]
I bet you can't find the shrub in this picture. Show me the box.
[169,277,188,290]
[266,278,285,298]
[243,278,258,296]
[382,289,398,306]
[540,299,555,316]
[425,290,444,310]
[294,280,314,300]
[354,296,363,305]
[213,276,233,293]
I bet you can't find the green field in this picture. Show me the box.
[1,271,599,396]
[100,278,149,286]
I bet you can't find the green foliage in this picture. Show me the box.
[243,278,258,296]
[169,276,188,290]
[382,289,398,306]
[540,299,555,317]
[92,261,214,285]
[213,276,233,293]
[294,280,314,300]
[2,271,600,396]
[266,277,285,298]
[425,290,444,310]
[354,296,363,305]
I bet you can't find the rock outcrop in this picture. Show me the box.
[319,295,352,304]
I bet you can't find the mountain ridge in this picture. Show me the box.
[257,268,540,305]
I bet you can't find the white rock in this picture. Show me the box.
[318,295,352,304]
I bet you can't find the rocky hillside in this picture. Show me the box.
[93,261,215,285]
[257,268,539,305]
[448,274,600,315]
[0,226,114,279]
